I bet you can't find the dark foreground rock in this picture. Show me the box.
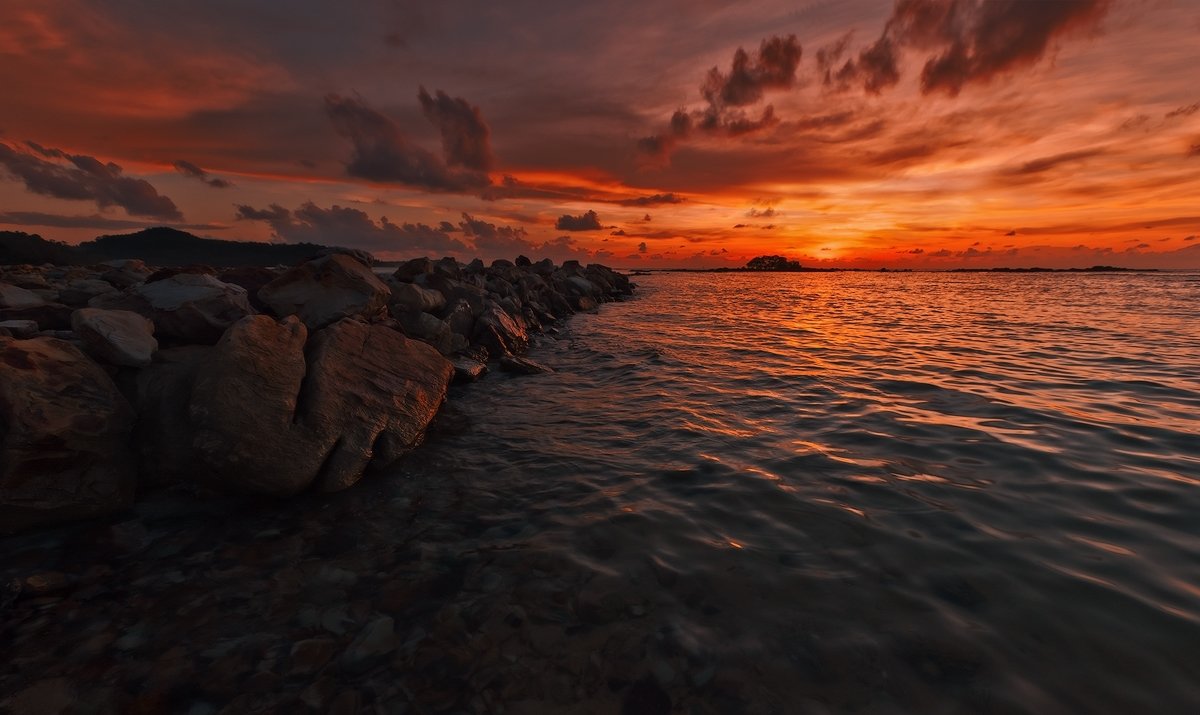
[0,337,135,532]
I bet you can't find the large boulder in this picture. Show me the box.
[189,315,321,495]
[395,310,457,355]
[0,302,75,331]
[0,337,136,532]
[303,319,454,492]
[71,308,158,367]
[91,273,253,344]
[258,254,388,329]
[472,303,529,358]
[389,281,446,315]
[392,257,432,283]
[186,316,453,495]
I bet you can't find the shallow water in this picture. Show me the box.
[3,271,1199,713]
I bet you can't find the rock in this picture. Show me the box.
[303,319,453,491]
[0,337,135,533]
[0,319,38,338]
[258,253,388,329]
[392,257,432,283]
[396,310,456,355]
[389,281,446,314]
[622,676,672,715]
[290,638,340,676]
[58,278,117,307]
[188,316,453,495]
[313,246,375,266]
[134,347,213,487]
[472,303,528,358]
[499,356,554,375]
[565,275,596,296]
[0,282,46,309]
[217,267,279,312]
[92,273,253,344]
[339,616,396,673]
[515,255,532,267]
[576,295,599,311]
[0,302,75,331]
[189,315,321,495]
[433,257,463,280]
[452,357,488,383]
[101,259,147,271]
[71,308,158,367]
[441,298,476,339]
[144,264,217,283]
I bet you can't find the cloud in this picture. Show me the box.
[236,201,470,255]
[1005,148,1106,175]
[0,211,221,231]
[173,160,232,188]
[638,35,800,161]
[638,242,647,253]
[1165,103,1199,119]
[0,140,182,219]
[700,35,802,109]
[416,86,494,171]
[836,0,1112,97]
[555,210,602,231]
[1189,141,1200,158]
[908,248,924,254]
[614,193,685,207]
[747,207,776,218]
[324,93,490,192]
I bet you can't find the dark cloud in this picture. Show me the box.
[1184,235,1196,242]
[0,141,182,220]
[1189,141,1200,158]
[614,193,685,207]
[1005,230,1017,236]
[816,32,854,85]
[173,160,232,188]
[0,211,221,231]
[747,207,776,218]
[555,210,603,231]
[1006,148,1106,175]
[417,86,494,171]
[1166,103,1199,119]
[611,229,627,236]
[639,35,800,161]
[836,0,1112,97]
[701,35,802,109]
[324,94,490,192]
[236,201,470,255]
[637,242,647,253]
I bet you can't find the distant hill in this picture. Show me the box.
[1,227,335,267]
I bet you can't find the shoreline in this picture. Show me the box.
[1,252,634,534]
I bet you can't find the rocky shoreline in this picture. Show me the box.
[0,252,634,533]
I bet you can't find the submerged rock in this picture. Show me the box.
[0,336,135,532]
[499,355,554,375]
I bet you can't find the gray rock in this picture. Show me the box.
[91,273,253,344]
[389,281,446,314]
[58,279,117,307]
[0,282,45,310]
[71,308,158,367]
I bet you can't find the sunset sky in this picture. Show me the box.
[1,0,1198,268]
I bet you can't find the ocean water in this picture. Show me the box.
[4,271,1199,713]
[413,271,1200,712]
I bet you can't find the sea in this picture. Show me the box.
[3,270,1198,713]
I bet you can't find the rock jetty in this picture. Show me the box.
[0,253,633,533]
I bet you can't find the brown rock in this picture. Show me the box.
[189,315,323,495]
[0,337,135,533]
[91,273,253,344]
[258,253,388,329]
[303,319,453,491]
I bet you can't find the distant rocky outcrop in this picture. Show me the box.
[0,251,634,532]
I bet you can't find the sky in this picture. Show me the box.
[1,0,1199,269]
